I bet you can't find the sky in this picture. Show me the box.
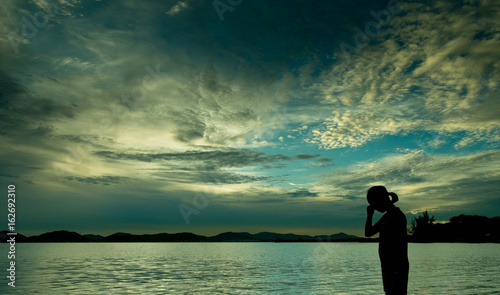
[0,0,499,237]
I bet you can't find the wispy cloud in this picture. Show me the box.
[166,1,190,16]
[94,149,292,168]
[65,175,129,185]
[307,0,500,150]
[317,149,500,216]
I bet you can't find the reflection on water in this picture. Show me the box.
[0,243,499,294]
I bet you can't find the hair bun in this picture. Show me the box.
[388,192,399,203]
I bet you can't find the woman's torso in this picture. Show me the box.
[378,206,408,265]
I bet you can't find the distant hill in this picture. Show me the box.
[6,214,497,243]
[210,232,261,242]
[83,234,105,241]
[89,232,211,242]
[27,230,90,243]
[209,231,360,242]
[0,230,28,243]
[0,230,362,243]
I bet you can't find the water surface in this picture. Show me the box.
[1,243,499,294]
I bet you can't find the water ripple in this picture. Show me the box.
[0,243,498,294]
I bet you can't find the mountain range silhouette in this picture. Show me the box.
[2,214,498,243]
[0,230,361,243]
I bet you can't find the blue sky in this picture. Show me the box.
[1,0,499,236]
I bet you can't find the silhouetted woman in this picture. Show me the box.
[365,186,409,295]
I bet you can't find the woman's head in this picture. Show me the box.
[367,186,398,212]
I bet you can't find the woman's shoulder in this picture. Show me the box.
[393,206,404,213]
[385,206,406,219]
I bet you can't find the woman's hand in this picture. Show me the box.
[367,205,374,216]
[365,205,380,237]
[365,205,376,237]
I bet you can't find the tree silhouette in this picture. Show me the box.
[410,210,435,242]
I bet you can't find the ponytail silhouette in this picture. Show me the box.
[389,192,398,203]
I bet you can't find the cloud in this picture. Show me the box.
[65,175,129,185]
[90,148,308,185]
[308,0,500,149]
[0,71,25,108]
[318,158,334,163]
[286,189,319,198]
[0,1,302,184]
[309,109,419,149]
[0,71,83,142]
[166,1,190,16]
[295,154,321,160]
[153,170,269,185]
[94,149,292,168]
[318,149,500,215]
